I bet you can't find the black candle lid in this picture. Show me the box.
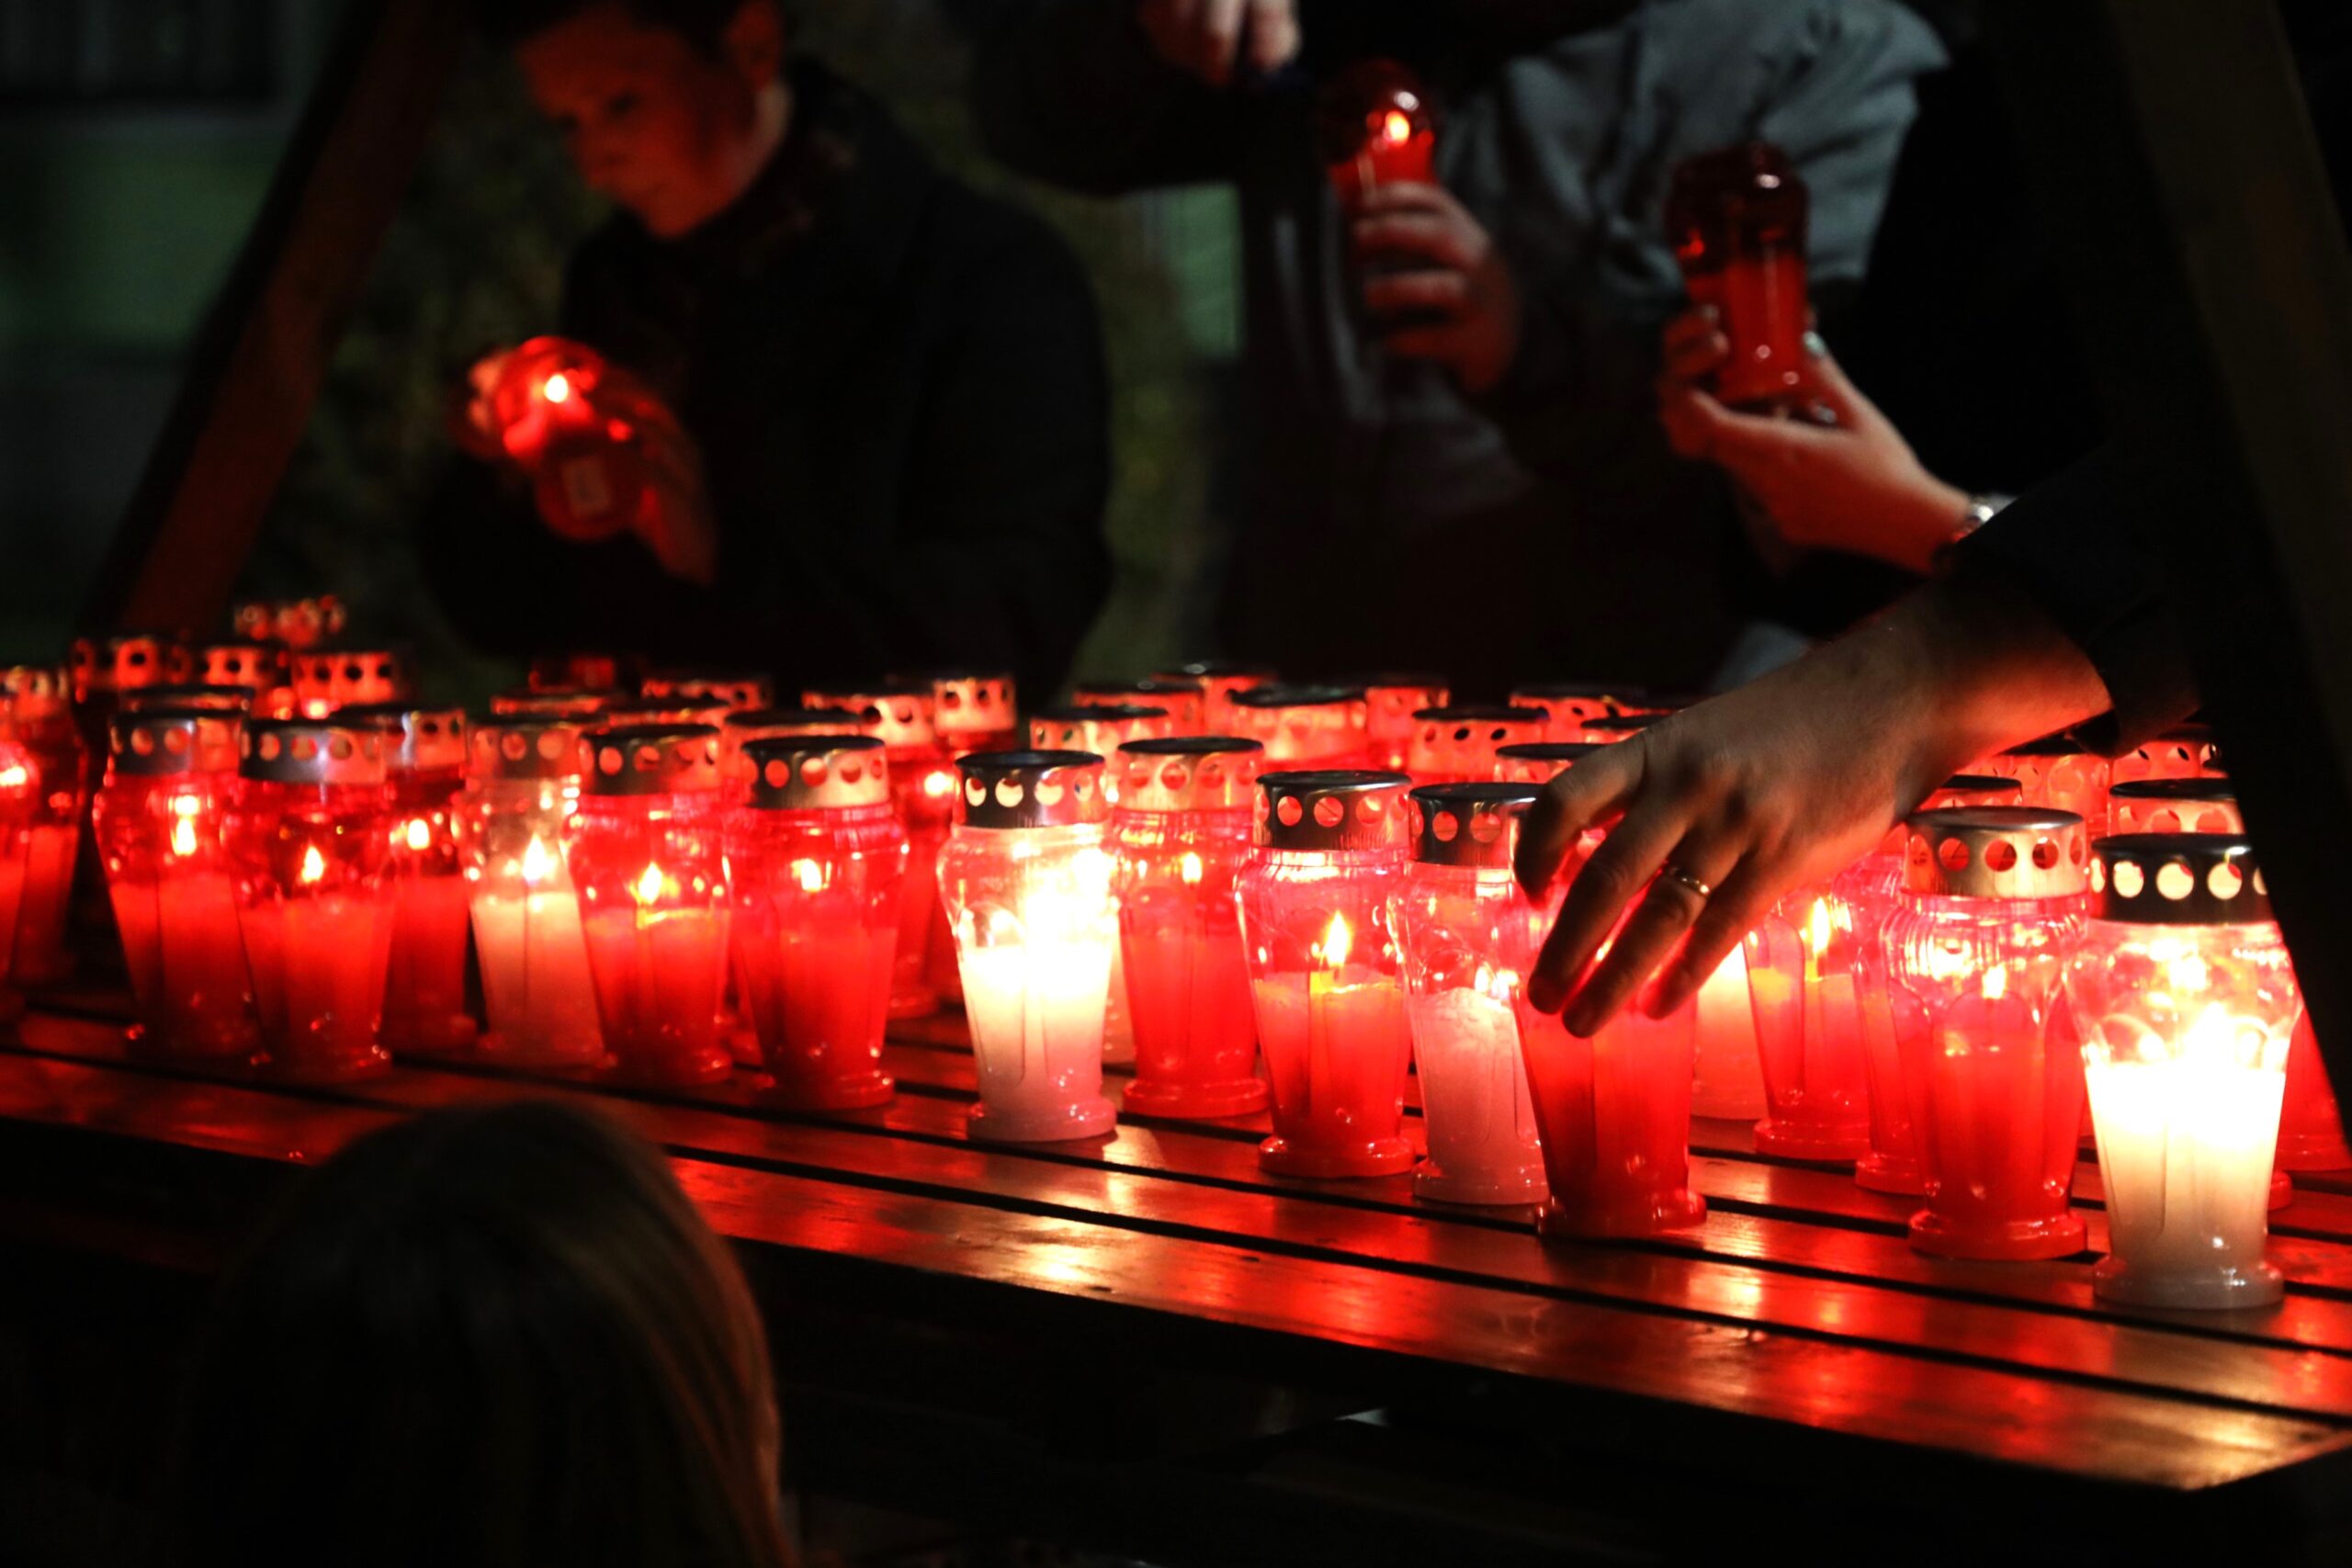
[1409,782,1541,869]
[1254,769,1413,853]
[955,750,1109,829]
[2093,833,2273,924]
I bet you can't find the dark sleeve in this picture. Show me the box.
[969,0,1248,194]
[1948,447,2199,751]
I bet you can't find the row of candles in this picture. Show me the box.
[1,632,2336,1314]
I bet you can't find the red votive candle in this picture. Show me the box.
[2107,777,2241,838]
[1075,678,1204,737]
[1347,673,1449,773]
[805,682,956,1019]
[458,718,604,1069]
[720,706,876,801]
[567,723,733,1086]
[225,719,397,1081]
[341,704,475,1055]
[233,596,345,650]
[1883,807,2092,1260]
[121,683,256,716]
[2,664,91,990]
[726,734,905,1110]
[916,670,1020,755]
[1668,142,1810,411]
[492,685,615,720]
[1406,705,1547,785]
[1318,59,1436,216]
[1238,770,1417,1178]
[289,649,405,720]
[1229,684,1371,771]
[93,709,257,1060]
[1743,886,1873,1162]
[640,668,775,713]
[0,715,43,1019]
[1976,732,2110,825]
[194,643,295,717]
[1153,662,1275,736]
[473,336,655,542]
[1395,783,1548,1205]
[1508,683,1644,744]
[1111,737,1268,1120]
[2110,723,2220,785]
[938,750,1121,1142]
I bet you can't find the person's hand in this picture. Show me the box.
[1512,574,2112,1036]
[1657,307,1972,574]
[1137,0,1298,86]
[447,348,517,461]
[1352,183,1522,394]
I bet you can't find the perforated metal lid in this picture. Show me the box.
[2005,732,2089,759]
[1253,769,1413,853]
[803,682,939,752]
[239,718,389,786]
[469,718,585,783]
[954,750,1109,829]
[639,669,775,712]
[2092,832,2271,924]
[72,633,187,694]
[109,709,242,777]
[743,734,892,811]
[195,643,287,691]
[1409,782,1541,869]
[337,704,467,773]
[1928,773,2027,808]
[1493,741,1602,784]
[119,683,255,716]
[1029,704,1174,755]
[2108,777,2243,836]
[580,724,723,796]
[1902,807,2090,899]
[1112,736,1264,813]
[491,686,614,718]
[290,649,404,696]
[0,666,69,719]
[909,670,1017,735]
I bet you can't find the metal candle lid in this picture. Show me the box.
[1029,704,1173,755]
[725,705,876,739]
[955,750,1109,829]
[239,718,389,786]
[2108,778,2244,836]
[1074,678,1204,728]
[469,718,585,783]
[337,704,467,773]
[109,709,242,776]
[1410,782,1541,869]
[119,682,255,716]
[911,670,1016,735]
[1903,807,2090,899]
[743,734,892,811]
[2092,833,2272,924]
[581,723,723,796]
[72,632,188,694]
[2005,732,2089,759]
[1159,660,1275,683]
[491,686,613,718]
[1409,705,1547,761]
[291,649,404,698]
[1494,740,1602,784]
[804,682,939,752]
[234,594,345,649]
[1229,683,1369,760]
[1511,681,1642,707]
[1254,769,1413,853]
[2127,723,2216,773]
[1113,736,1265,812]
[1351,671,1451,715]
[639,668,775,712]
[1927,773,2027,809]
[599,694,733,729]
[0,665,69,720]
[196,643,286,691]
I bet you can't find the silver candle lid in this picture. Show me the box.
[2108,777,2243,836]
[72,632,188,694]
[239,718,388,786]
[639,668,775,712]
[469,718,585,783]
[110,709,242,777]
[195,643,288,692]
[1408,705,1548,769]
[1113,736,1265,813]
[581,723,723,796]
[119,682,257,716]
[337,703,467,773]
[1254,769,1413,854]
[2092,832,2272,924]
[955,750,1108,829]
[290,649,404,700]
[490,686,613,718]
[0,665,70,721]
[1029,704,1173,755]
[1903,807,2090,900]
[1409,782,1541,869]
[743,734,892,810]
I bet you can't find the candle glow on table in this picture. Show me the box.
[567,724,733,1086]
[458,718,604,1068]
[806,683,955,1020]
[343,705,475,1055]
[937,750,1120,1142]
[726,734,906,1111]
[92,709,259,1060]
[2069,833,2297,1308]
[1393,782,1548,1205]
[2278,1015,2352,1171]
[1238,770,1418,1179]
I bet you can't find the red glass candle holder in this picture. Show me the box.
[917,670,1020,756]
[1668,142,1810,410]
[1976,733,2110,824]
[727,735,906,1110]
[1229,684,1371,771]
[2,664,91,989]
[1508,683,1643,744]
[93,709,257,1060]
[343,705,475,1055]
[720,705,876,799]
[2279,1015,2352,1171]
[458,719,604,1069]
[567,724,733,1086]
[1153,661,1274,736]
[2107,777,2242,838]
[224,719,397,1081]
[806,682,956,1017]
[2070,834,2294,1307]
[938,751,1120,1142]
[1111,738,1268,1120]
[603,694,733,731]
[194,643,295,717]
[1883,808,2092,1260]
[1394,784,1549,1205]
[289,649,405,720]
[492,686,614,720]
[70,632,191,711]
[0,718,43,1020]
[1405,705,1547,785]
[640,668,775,713]
[1075,678,1204,737]
[1743,886,1873,1162]
[1690,944,1768,1121]
[467,336,656,542]
[1347,673,1449,773]
[1238,770,1417,1178]
[1318,60,1436,215]
[2110,723,2220,785]
[233,596,345,650]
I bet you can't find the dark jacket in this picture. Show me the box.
[423,59,1112,699]
[975,0,1939,693]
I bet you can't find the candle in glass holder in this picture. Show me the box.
[1229,685,1371,771]
[719,705,876,798]
[458,718,604,1068]
[1112,737,1267,1119]
[1882,807,2092,1260]
[1075,678,1204,737]
[70,632,190,712]
[1317,59,1436,216]
[2,664,92,990]
[2109,723,2220,785]
[1405,705,1547,785]
[289,649,405,720]
[937,750,1120,1141]
[0,717,41,1021]
[640,668,775,713]
[120,683,256,716]
[492,685,615,720]
[1238,770,1418,1178]
[1153,662,1274,736]
[234,595,345,650]
[1508,683,1644,744]
[1394,783,1548,1205]
[1668,142,1810,411]
[1972,733,2110,824]
[224,719,397,1081]
[340,705,475,1055]
[603,694,733,731]
[92,709,257,1060]
[2069,833,2295,1307]
[806,682,957,1018]
[1744,887,1872,1162]
[1346,673,1449,773]
[913,670,1020,755]
[2107,777,2242,838]
[727,735,906,1110]
[464,336,657,542]
[198,641,297,717]
[566,723,733,1086]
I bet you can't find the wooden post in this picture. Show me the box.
[1993,3,2352,1089]
[80,0,467,636]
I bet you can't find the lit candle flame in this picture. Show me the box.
[1315,912,1353,970]
[0,765,26,790]
[1179,852,1203,886]
[632,863,667,907]
[519,835,557,886]
[794,859,824,895]
[1983,965,2008,1002]
[171,816,198,857]
[299,844,326,886]
[542,372,571,404]
[1807,897,1834,953]
[1382,109,1414,145]
[404,818,434,852]
[922,769,955,799]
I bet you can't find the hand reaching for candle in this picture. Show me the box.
[1352,183,1523,395]
[1657,307,1973,574]
[1136,0,1299,86]
[1513,571,2113,1037]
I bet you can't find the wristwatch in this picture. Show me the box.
[1932,491,2013,572]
